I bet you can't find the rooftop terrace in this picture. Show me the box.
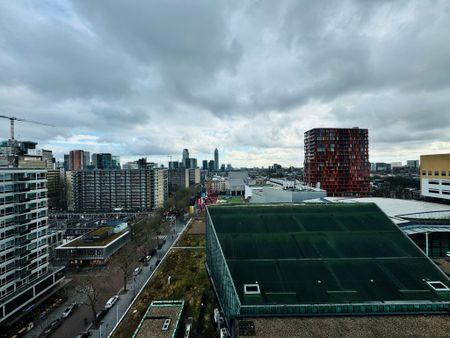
[62,227,127,247]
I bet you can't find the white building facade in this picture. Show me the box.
[0,169,64,323]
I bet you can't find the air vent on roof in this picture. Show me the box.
[162,318,171,331]
[244,284,260,295]
[426,281,450,291]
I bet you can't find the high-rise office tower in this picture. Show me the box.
[202,160,208,170]
[214,148,219,171]
[83,151,90,169]
[304,128,370,197]
[112,156,120,169]
[47,169,67,209]
[0,169,65,323]
[168,161,179,169]
[182,149,189,167]
[188,158,197,169]
[63,154,69,171]
[69,150,85,171]
[208,160,215,172]
[92,153,120,170]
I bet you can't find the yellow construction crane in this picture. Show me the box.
[0,114,54,141]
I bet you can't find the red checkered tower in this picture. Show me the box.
[304,127,370,197]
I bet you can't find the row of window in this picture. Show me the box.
[422,170,450,177]
[428,189,450,195]
[0,172,46,181]
[428,180,450,186]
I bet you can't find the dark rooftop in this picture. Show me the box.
[208,203,450,307]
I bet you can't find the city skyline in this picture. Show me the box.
[1,1,449,167]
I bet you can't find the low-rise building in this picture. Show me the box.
[55,226,130,266]
[131,300,185,338]
[249,185,326,203]
[206,176,228,195]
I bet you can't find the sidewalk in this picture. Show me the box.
[26,220,187,338]
[90,220,187,338]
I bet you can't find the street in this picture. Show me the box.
[24,219,187,338]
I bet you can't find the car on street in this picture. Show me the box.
[133,266,142,276]
[96,308,109,321]
[76,331,92,338]
[38,319,61,338]
[61,303,78,319]
[105,295,119,309]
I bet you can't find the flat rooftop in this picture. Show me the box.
[208,203,450,307]
[235,315,450,338]
[62,227,128,247]
[132,301,184,338]
[323,197,450,224]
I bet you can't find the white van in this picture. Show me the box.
[105,295,119,309]
[133,266,142,276]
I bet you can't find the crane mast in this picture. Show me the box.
[0,114,54,141]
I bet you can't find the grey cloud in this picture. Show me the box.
[0,0,449,166]
[0,3,141,100]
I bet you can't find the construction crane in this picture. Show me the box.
[0,115,55,141]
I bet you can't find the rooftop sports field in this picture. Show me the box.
[206,203,450,321]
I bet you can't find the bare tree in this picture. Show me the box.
[73,274,110,324]
[113,244,136,292]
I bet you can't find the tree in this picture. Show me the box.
[73,274,110,324]
[113,243,136,292]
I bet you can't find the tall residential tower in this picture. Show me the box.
[304,128,370,197]
[0,169,65,324]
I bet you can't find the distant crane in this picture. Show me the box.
[0,115,55,141]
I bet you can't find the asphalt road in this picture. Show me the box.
[24,220,186,338]
[91,221,186,338]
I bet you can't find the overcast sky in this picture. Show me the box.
[1,1,449,167]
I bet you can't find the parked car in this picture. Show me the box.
[104,295,119,309]
[75,332,91,338]
[61,303,78,319]
[38,319,61,338]
[133,266,142,276]
[96,309,109,321]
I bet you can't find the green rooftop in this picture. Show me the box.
[206,203,450,321]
